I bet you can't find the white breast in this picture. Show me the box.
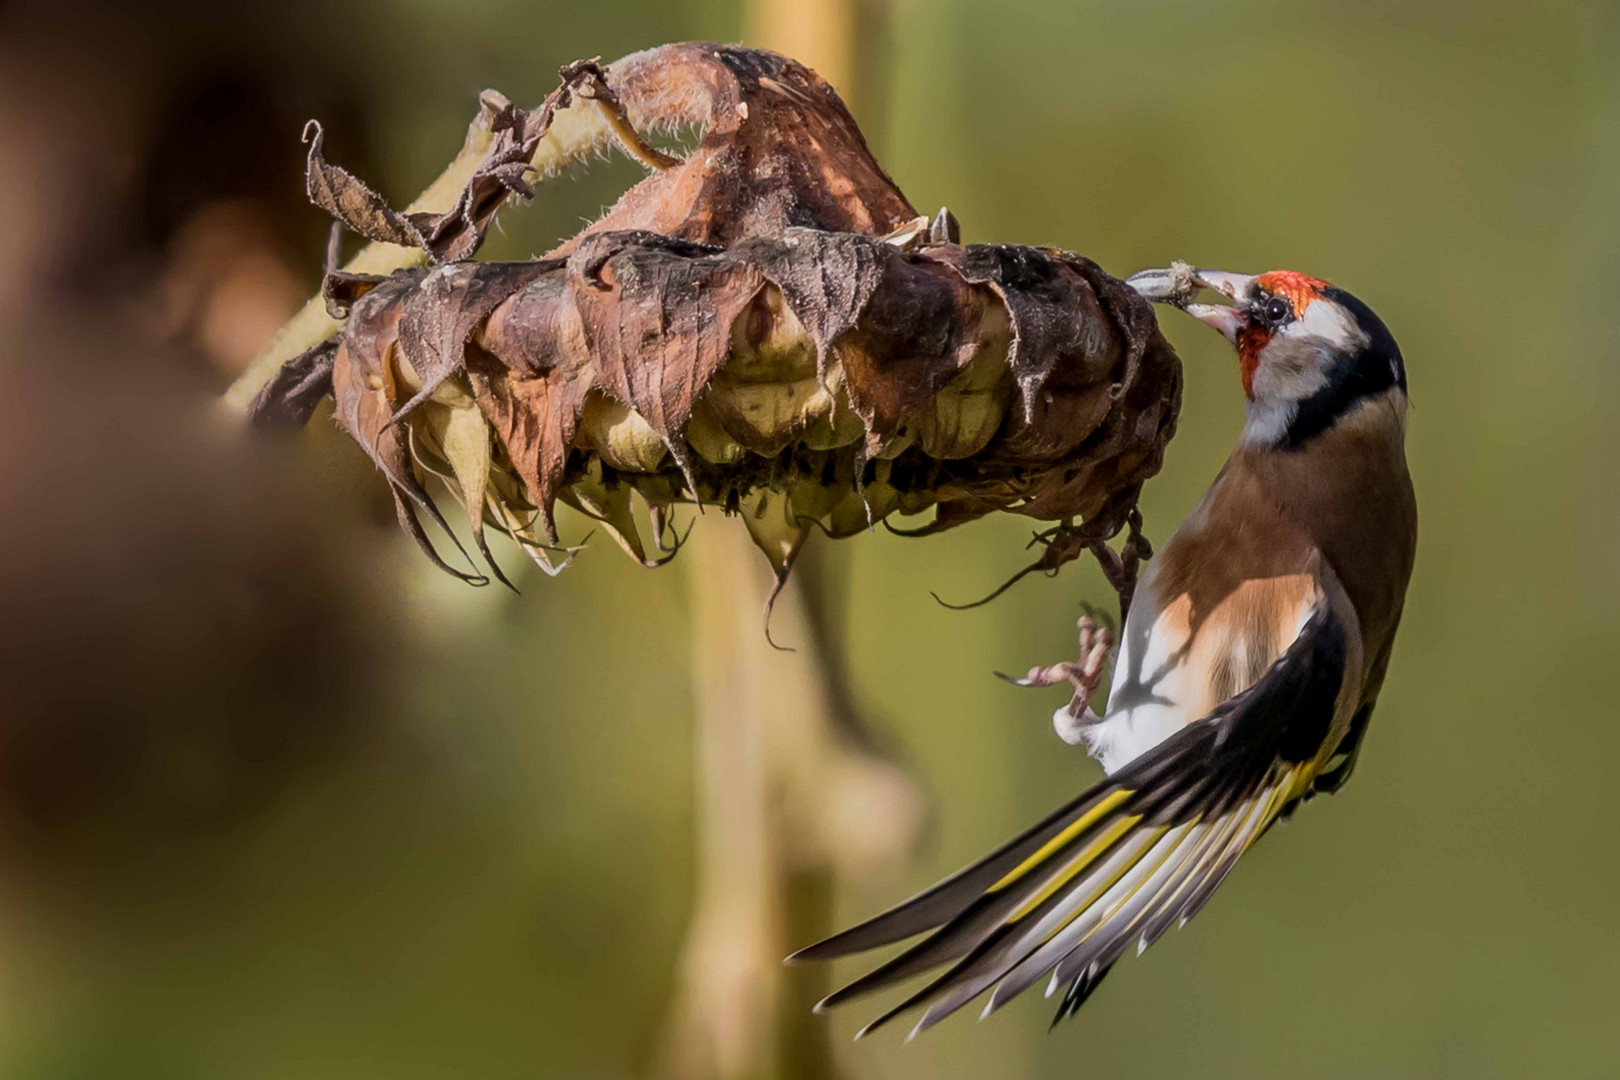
[1080,592,1201,775]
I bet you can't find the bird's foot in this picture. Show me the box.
[996,607,1115,746]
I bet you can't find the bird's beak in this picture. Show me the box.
[1182,302,1246,343]
[1186,268,1256,300]
[1126,264,1256,344]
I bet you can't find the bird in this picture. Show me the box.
[787,264,1417,1037]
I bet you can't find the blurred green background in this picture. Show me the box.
[0,0,1615,1077]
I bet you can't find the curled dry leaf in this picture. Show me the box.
[253,42,1182,618]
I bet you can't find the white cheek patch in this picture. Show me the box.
[1248,343,1329,403]
[1297,295,1364,352]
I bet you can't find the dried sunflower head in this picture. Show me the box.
[252,43,1180,610]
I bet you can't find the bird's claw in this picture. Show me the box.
[998,611,1116,745]
[1062,612,1115,718]
[1077,601,1115,635]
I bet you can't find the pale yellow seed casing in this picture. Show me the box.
[706,377,827,455]
[575,392,671,474]
[700,285,825,454]
[684,400,749,465]
[912,303,1014,460]
[799,369,867,451]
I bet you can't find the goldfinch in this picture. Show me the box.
[790,265,1417,1036]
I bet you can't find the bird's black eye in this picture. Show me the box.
[1260,296,1292,325]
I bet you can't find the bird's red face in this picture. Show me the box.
[1231,271,1331,398]
[1176,268,1332,399]
[1126,262,1406,447]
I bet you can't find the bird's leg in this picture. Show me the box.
[997,608,1115,746]
[1087,508,1151,627]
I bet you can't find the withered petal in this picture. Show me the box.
[249,339,337,431]
[390,261,554,427]
[303,121,429,251]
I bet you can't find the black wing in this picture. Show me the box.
[789,603,1350,1037]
